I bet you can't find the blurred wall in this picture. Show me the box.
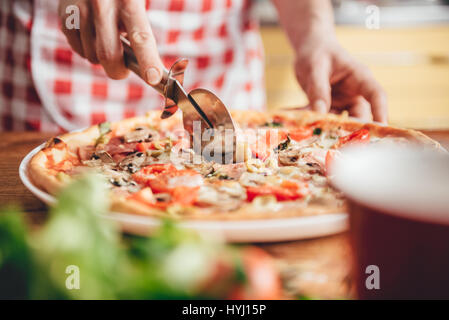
[261,25,449,129]
[259,1,449,129]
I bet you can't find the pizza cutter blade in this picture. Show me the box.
[121,36,238,163]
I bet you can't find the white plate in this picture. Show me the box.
[19,143,348,243]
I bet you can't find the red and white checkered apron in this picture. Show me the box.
[0,0,266,132]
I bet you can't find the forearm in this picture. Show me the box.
[271,0,335,52]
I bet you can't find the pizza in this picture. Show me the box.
[28,110,441,221]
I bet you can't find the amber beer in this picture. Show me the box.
[332,145,449,299]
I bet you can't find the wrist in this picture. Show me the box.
[293,18,336,52]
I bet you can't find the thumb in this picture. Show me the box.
[305,60,332,114]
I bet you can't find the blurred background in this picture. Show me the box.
[256,0,449,129]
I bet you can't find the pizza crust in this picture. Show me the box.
[232,109,441,148]
[28,109,443,221]
[29,149,64,195]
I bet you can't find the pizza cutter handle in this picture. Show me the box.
[121,36,169,96]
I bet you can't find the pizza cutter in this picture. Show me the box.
[121,36,237,163]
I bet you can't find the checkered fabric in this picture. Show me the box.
[0,0,266,132]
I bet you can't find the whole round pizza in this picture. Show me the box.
[29,110,441,221]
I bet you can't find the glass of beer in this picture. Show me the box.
[332,145,449,299]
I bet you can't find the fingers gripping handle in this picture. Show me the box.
[120,35,168,95]
[121,36,189,119]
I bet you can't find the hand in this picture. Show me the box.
[294,36,388,123]
[58,0,164,84]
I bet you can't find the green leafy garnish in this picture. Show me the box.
[275,135,291,152]
[297,294,314,300]
[0,209,33,299]
[233,255,248,285]
[263,121,283,128]
[313,128,322,135]
[0,174,265,299]
[99,122,111,135]
[56,172,71,183]
[95,122,111,146]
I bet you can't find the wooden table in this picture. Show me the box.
[2,130,449,299]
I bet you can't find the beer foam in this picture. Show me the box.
[331,145,449,225]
